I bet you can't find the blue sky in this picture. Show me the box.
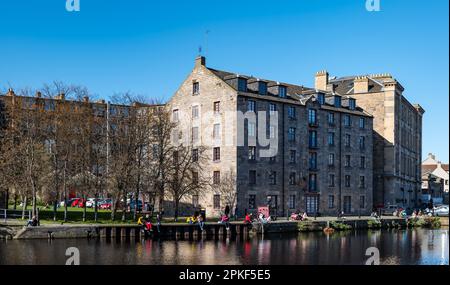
[0,0,448,161]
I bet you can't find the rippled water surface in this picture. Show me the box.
[0,228,448,265]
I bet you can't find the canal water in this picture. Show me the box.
[0,228,448,265]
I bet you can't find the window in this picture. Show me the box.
[289,150,296,163]
[334,96,341,108]
[308,109,317,125]
[248,122,256,137]
[345,134,351,147]
[328,195,335,209]
[329,174,335,187]
[306,196,319,214]
[212,102,221,114]
[344,196,351,214]
[213,147,220,161]
[288,127,296,142]
[288,195,296,209]
[318,93,325,105]
[213,195,220,209]
[258,82,267,95]
[309,152,317,170]
[192,105,199,119]
[359,176,365,188]
[328,132,335,146]
[172,109,179,122]
[345,155,351,167]
[247,100,256,112]
[269,103,277,115]
[193,82,199,95]
[279,86,287,98]
[211,124,220,139]
[192,171,199,185]
[309,131,317,148]
[249,170,257,185]
[288,106,296,119]
[360,196,366,209]
[328,113,335,125]
[248,146,256,161]
[345,175,351,187]
[309,174,317,192]
[269,171,277,185]
[192,195,199,207]
[360,156,366,169]
[359,117,366,129]
[249,195,256,209]
[289,172,296,185]
[344,115,351,127]
[192,127,199,142]
[213,171,220,185]
[238,78,247,92]
[359,136,365,149]
[349,98,356,110]
[192,148,199,162]
[328,153,335,166]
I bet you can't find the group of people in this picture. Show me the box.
[289,211,308,221]
[186,211,205,231]
[137,213,162,235]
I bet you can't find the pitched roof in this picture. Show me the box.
[207,67,372,117]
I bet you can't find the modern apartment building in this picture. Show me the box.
[315,71,425,209]
[168,57,374,217]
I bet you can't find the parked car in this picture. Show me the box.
[100,201,112,210]
[71,198,82,207]
[434,205,449,217]
[86,198,101,208]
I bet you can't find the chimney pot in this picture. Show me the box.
[35,91,42,98]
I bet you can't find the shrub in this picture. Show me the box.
[367,219,382,229]
[330,221,352,231]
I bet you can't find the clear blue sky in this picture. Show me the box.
[0,0,448,161]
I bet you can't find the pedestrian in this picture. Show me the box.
[198,213,205,231]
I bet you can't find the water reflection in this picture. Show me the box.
[0,228,448,265]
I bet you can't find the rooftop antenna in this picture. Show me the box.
[204,30,210,57]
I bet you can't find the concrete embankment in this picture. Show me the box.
[5,216,446,240]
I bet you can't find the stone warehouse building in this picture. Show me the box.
[315,71,425,209]
[168,57,374,217]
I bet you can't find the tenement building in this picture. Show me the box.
[315,71,424,209]
[169,57,374,217]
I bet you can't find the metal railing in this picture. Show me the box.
[0,209,32,222]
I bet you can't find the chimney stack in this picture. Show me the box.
[315,70,329,91]
[195,56,206,68]
[83,96,89,103]
[35,91,42,98]
[354,76,370,93]
[6,88,15,96]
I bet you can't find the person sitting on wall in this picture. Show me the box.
[26,216,40,227]
[244,213,252,224]
[187,215,198,224]
[302,212,309,221]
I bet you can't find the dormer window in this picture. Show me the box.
[317,93,325,105]
[349,98,356,110]
[279,85,287,98]
[334,96,341,108]
[238,78,247,92]
[258,81,267,95]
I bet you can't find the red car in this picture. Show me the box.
[71,198,86,208]
[100,203,112,210]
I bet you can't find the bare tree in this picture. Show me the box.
[214,169,238,218]
[166,145,208,221]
